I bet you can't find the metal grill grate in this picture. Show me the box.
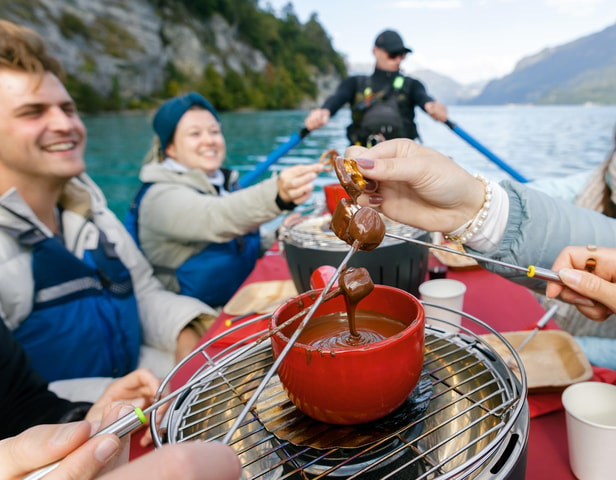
[153,308,528,479]
[279,213,425,251]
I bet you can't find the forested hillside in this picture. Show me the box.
[1,0,347,112]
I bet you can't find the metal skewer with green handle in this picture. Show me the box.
[22,340,257,480]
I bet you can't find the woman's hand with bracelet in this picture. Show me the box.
[345,139,486,234]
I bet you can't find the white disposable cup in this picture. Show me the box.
[418,279,466,333]
[562,382,616,480]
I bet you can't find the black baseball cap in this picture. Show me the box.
[374,30,412,55]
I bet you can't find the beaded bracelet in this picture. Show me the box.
[444,174,493,244]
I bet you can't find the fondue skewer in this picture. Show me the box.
[221,245,358,444]
[256,288,342,343]
[25,284,351,479]
[385,233,563,284]
[505,304,559,367]
[223,295,296,327]
[23,338,259,480]
[514,304,559,354]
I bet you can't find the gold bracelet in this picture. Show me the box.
[444,174,493,244]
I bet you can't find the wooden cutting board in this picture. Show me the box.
[223,280,298,316]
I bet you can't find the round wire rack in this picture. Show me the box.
[151,304,528,480]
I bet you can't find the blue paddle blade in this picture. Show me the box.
[238,128,310,188]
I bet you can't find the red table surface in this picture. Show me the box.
[140,250,615,479]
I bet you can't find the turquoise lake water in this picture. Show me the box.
[83,105,616,218]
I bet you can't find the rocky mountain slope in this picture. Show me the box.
[468,22,616,105]
[3,0,614,108]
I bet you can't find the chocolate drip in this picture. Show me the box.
[339,267,374,339]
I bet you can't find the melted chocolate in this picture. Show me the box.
[339,267,374,304]
[339,267,374,339]
[296,310,406,349]
[330,198,356,245]
[330,200,385,252]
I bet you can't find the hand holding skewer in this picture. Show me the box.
[330,157,386,251]
[330,156,564,286]
[547,245,616,321]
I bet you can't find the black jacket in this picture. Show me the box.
[0,321,90,439]
[322,68,434,144]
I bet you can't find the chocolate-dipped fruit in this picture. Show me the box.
[330,197,357,245]
[349,207,385,251]
[334,157,367,201]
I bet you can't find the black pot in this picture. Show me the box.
[280,214,430,295]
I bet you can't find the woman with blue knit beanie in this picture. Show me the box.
[126,92,323,313]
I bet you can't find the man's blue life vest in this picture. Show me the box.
[124,182,261,308]
[5,225,141,382]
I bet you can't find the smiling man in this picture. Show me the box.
[0,19,219,389]
[304,29,448,146]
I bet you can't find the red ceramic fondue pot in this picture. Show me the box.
[323,183,351,214]
[270,285,425,425]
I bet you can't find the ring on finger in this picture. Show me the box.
[585,257,597,273]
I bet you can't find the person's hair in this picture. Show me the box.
[0,19,65,81]
[143,137,165,164]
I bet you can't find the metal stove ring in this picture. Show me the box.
[151,307,528,479]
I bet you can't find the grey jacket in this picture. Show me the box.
[137,162,288,292]
[473,180,616,338]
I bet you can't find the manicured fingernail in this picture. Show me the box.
[51,422,82,445]
[355,158,374,169]
[364,179,377,192]
[571,297,595,307]
[95,437,120,463]
[559,268,582,286]
[368,194,383,205]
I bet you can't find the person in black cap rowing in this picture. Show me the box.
[304,29,448,147]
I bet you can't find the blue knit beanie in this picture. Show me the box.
[153,92,220,152]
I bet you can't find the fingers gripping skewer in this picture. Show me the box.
[22,341,258,480]
[330,157,561,284]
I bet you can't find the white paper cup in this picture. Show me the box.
[562,382,616,480]
[418,279,466,333]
